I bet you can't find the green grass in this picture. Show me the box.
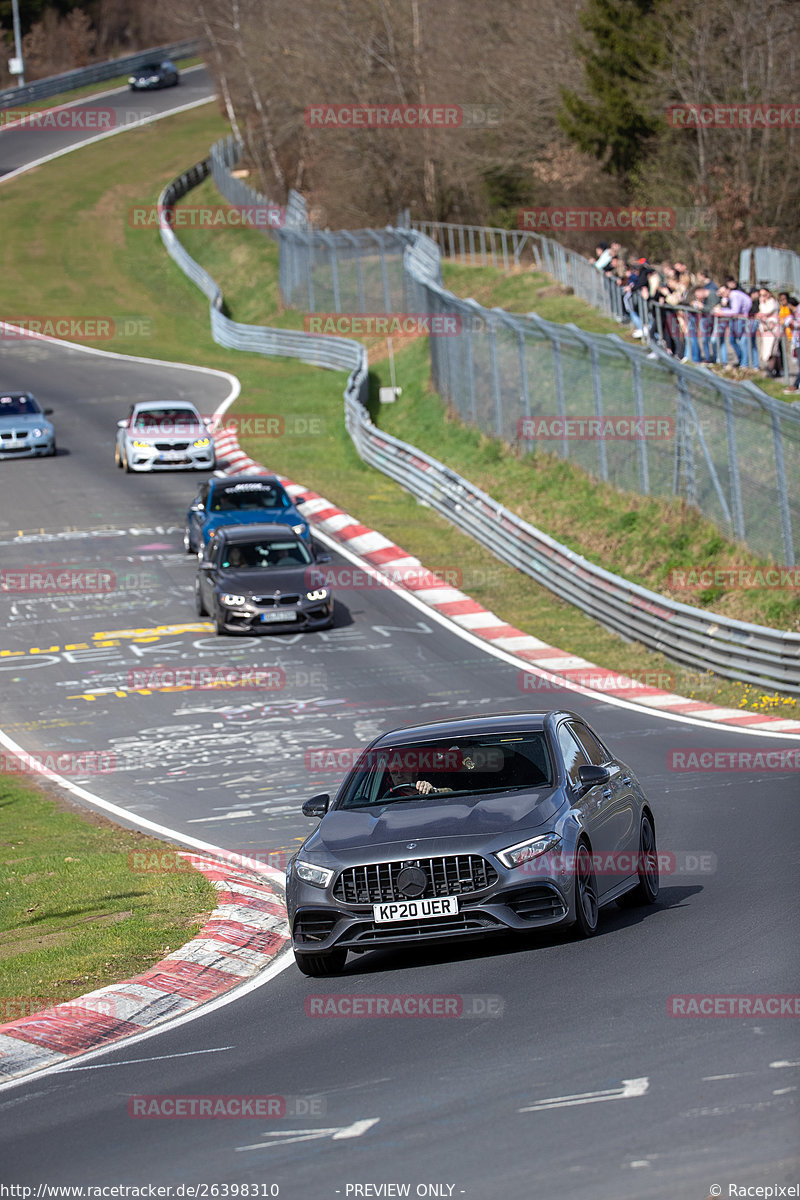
[0,776,216,1008]
[0,108,796,718]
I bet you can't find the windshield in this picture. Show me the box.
[0,394,42,416]
[211,482,288,512]
[132,408,201,432]
[337,733,553,809]
[220,539,311,569]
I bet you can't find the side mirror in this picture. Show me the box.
[577,764,610,789]
[189,502,204,512]
[198,560,214,571]
[314,550,331,563]
[43,408,54,416]
[117,419,127,429]
[302,793,330,818]
[295,494,307,505]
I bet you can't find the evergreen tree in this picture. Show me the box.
[558,0,665,179]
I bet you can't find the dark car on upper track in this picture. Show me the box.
[184,475,311,553]
[128,60,180,90]
[287,711,659,975]
[195,524,333,635]
[0,392,56,459]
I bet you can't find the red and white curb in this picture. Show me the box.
[212,427,800,736]
[0,855,289,1083]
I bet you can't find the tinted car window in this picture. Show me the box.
[557,724,590,787]
[569,722,608,766]
[0,394,42,416]
[132,408,199,432]
[211,482,287,512]
[337,734,553,809]
[220,539,311,569]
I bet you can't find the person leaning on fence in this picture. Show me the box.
[778,292,798,377]
[713,277,753,367]
[623,259,651,338]
[783,305,800,394]
[682,286,715,364]
[593,241,612,271]
[756,288,782,375]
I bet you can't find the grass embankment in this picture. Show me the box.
[0,776,216,1010]
[0,109,795,717]
[440,259,799,407]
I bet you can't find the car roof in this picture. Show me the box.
[368,711,581,746]
[133,401,200,413]
[0,392,34,400]
[216,523,303,544]
[209,474,282,491]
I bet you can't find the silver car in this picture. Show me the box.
[115,401,215,473]
[0,392,56,459]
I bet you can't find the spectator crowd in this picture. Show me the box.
[591,241,800,394]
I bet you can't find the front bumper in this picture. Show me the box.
[290,877,573,955]
[216,601,333,634]
[0,437,54,459]
[126,445,215,471]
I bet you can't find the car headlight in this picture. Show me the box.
[30,428,45,438]
[306,588,329,601]
[193,437,210,448]
[128,75,136,83]
[132,440,155,450]
[291,523,307,535]
[294,859,334,888]
[496,832,561,870]
[220,593,247,607]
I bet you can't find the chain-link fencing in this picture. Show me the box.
[208,135,799,568]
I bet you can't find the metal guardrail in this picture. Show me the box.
[740,247,800,295]
[159,155,800,695]
[0,39,202,110]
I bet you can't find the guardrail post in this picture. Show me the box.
[517,326,531,455]
[770,411,796,567]
[675,378,697,507]
[552,338,568,460]
[723,396,745,544]
[631,360,650,494]
[488,318,504,437]
[589,345,608,481]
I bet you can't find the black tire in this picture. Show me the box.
[48,441,57,457]
[572,840,600,937]
[183,528,195,554]
[617,814,659,907]
[115,442,122,469]
[213,605,230,636]
[122,448,132,473]
[194,579,208,617]
[294,949,347,977]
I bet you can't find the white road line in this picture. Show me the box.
[59,1045,235,1071]
[0,94,215,184]
[0,64,208,134]
[519,1077,649,1112]
[236,1118,380,1152]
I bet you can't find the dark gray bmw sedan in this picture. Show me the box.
[287,711,659,975]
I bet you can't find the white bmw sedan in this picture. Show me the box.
[115,401,215,473]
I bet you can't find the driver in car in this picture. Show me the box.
[383,757,453,797]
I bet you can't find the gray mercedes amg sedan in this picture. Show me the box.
[287,710,659,975]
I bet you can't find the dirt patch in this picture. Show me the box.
[0,910,134,959]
